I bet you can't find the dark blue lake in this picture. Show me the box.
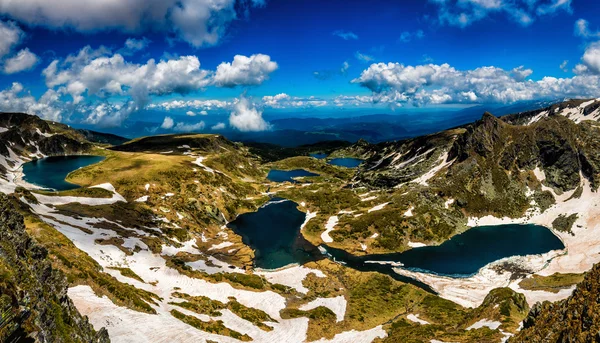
[228,200,564,289]
[227,199,319,269]
[328,158,363,168]
[324,224,565,277]
[310,153,328,159]
[22,155,105,191]
[267,169,319,183]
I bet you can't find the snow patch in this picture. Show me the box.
[256,265,326,294]
[321,216,338,243]
[368,202,389,213]
[407,314,429,325]
[299,296,347,322]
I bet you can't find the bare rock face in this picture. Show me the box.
[511,263,600,343]
[0,193,109,343]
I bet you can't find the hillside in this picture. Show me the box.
[0,193,109,342]
[1,103,600,343]
[510,262,600,342]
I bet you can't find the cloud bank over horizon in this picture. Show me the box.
[1,0,600,132]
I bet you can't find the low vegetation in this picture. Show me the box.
[170,309,252,341]
[518,273,585,293]
[552,213,578,234]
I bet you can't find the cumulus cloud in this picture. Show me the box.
[161,116,174,129]
[262,93,327,108]
[3,48,39,74]
[84,101,138,127]
[352,60,600,106]
[575,41,600,74]
[229,96,270,131]
[213,54,278,87]
[0,20,23,58]
[186,110,196,116]
[332,30,358,40]
[0,82,63,122]
[560,60,569,72]
[211,122,226,130]
[431,0,571,27]
[200,110,208,115]
[42,46,212,106]
[0,0,264,48]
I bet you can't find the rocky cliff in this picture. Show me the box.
[511,263,600,342]
[0,193,109,343]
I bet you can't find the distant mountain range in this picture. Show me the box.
[73,99,561,147]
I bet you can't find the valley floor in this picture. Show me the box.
[4,113,600,343]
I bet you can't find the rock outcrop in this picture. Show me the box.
[0,193,109,343]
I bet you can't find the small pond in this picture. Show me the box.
[267,169,319,183]
[22,155,105,191]
[327,158,363,168]
[310,153,328,159]
[227,198,320,269]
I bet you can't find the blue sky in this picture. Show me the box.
[1,0,600,131]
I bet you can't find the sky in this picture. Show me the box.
[1,0,600,132]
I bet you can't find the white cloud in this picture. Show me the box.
[575,18,600,39]
[84,101,138,127]
[213,54,278,87]
[0,20,23,58]
[355,51,375,63]
[352,59,600,106]
[161,116,174,129]
[576,41,600,74]
[3,48,39,74]
[43,46,212,106]
[200,110,208,115]
[148,99,232,111]
[0,0,264,48]
[332,30,358,40]
[229,96,270,131]
[160,115,205,132]
[431,0,572,28]
[262,93,290,107]
[118,37,151,55]
[173,121,205,132]
[262,93,328,109]
[0,82,63,122]
[211,122,226,130]
[186,110,196,116]
[560,60,569,72]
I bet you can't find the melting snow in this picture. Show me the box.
[406,314,429,325]
[321,216,338,243]
[368,202,389,213]
[466,319,501,330]
[256,265,326,294]
[299,295,347,322]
